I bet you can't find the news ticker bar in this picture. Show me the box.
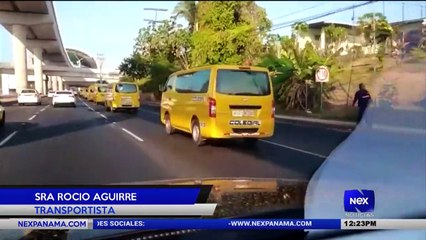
[0,219,425,230]
[0,204,216,216]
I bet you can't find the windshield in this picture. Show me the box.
[115,83,137,93]
[216,69,271,96]
[21,90,36,93]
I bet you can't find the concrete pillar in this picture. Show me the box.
[58,76,63,91]
[47,76,52,90]
[320,28,326,50]
[12,25,28,93]
[52,76,58,91]
[1,74,9,95]
[33,48,43,94]
[42,75,47,95]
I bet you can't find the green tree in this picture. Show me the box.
[291,22,309,38]
[134,16,192,69]
[322,24,348,53]
[357,12,393,47]
[191,1,271,66]
[118,53,150,81]
[173,1,197,32]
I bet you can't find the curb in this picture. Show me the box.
[142,101,356,127]
[275,115,356,127]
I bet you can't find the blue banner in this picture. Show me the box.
[0,188,200,204]
[92,219,341,230]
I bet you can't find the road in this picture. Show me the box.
[0,97,351,185]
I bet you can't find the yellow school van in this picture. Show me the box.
[105,82,140,113]
[94,84,108,104]
[160,65,275,146]
[87,84,96,102]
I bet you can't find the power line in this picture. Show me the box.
[271,3,326,21]
[270,1,377,31]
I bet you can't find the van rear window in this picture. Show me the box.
[115,83,137,93]
[216,70,271,96]
[98,86,108,92]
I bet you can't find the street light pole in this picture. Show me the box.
[96,53,105,82]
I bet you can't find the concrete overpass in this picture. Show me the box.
[0,1,120,95]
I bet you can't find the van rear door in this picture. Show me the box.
[213,67,273,135]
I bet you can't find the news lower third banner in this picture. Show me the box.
[0,219,425,230]
[0,186,215,216]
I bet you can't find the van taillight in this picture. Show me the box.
[272,100,275,118]
[208,97,216,118]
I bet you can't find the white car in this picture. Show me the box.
[18,89,41,106]
[52,91,76,107]
[47,90,55,98]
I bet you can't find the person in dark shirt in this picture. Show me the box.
[353,83,372,123]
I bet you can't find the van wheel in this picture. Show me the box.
[191,119,204,146]
[164,113,175,135]
[105,104,111,112]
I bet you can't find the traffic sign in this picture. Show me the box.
[315,66,329,83]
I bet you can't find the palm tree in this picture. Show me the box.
[173,1,197,32]
[322,24,348,54]
[357,12,393,50]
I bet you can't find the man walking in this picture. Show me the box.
[353,83,372,124]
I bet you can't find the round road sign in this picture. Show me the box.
[315,66,329,82]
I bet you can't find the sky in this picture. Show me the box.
[0,1,425,70]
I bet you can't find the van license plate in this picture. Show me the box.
[232,110,255,117]
[122,97,132,105]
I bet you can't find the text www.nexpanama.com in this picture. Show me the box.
[18,220,87,228]
[229,220,312,227]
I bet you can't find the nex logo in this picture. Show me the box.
[344,189,375,213]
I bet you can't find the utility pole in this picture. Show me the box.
[143,8,167,28]
[382,1,385,15]
[402,3,405,21]
[347,6,356,106]
[373,12,376,55]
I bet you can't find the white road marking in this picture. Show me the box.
[98,113,108,119]
[40,105,49,112]
[0,131,18,147]
[112,122,117,125]
[28,115,37,121]
[138,108,335,156]
[121,128,144,142]
[259,139,328,159]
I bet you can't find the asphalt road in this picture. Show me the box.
[0,97,351,185]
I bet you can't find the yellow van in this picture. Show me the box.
[86,84,96,102]
[94,84,108,104]
[79,87,86,97]
[104,82,140,113]
[160,65,275,146]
